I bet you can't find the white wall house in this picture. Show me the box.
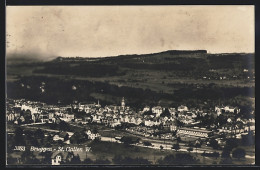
[52,154,62,165]
[152,106,164,117]
[85,130,100,140]
[178,105,188,112]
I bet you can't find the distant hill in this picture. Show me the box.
[6,49,255,107]
[51,50,208,62]
[6,52,56,65]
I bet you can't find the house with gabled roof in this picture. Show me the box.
[51,151,73,165]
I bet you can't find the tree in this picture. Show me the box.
[39,151,52,164]
[215,114,227,127]
[94,158,111,164]
[212,152,220,159]
[70,154,81,164]
[24,109,32,123]
[143,141,152,147]
[158,153,198,164]
[34,128,45,140]
[176,136,182,142]
[59,121,71,131]
[21,148,36,164]
[83,158,93,164]
[188,141,194,147]
[134,157,151,164]
[70,132,86,144]
[143,110,154,116]
[219,158,233,164]
[225,138,238,152]
[160,108,171,118]
[64,133,69,141]
[221,148,231,158]
[176,120,184,127]
[14,127,25,145]
[241,131,254,146]
[235,121,244,134]
[112,155,123,164]
[172,143,180,152]
[113,155,151,165]
[157,154,175,164]
[208,138,219,150]
[92,127,98,134]
[172,130,177,136]
[187,147,193,153]
[194,142,201,155]
[174,153,199,164]
[160,145,164,150]
[232,148,246,160]
[120,136,140,145]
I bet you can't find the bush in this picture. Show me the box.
[232,148,246,159]
[187,147,193,152]
[143,141,152,146]
[219,158,233,164]
[221,149,231,158]
[158,153,199,165]
[172,143,180,151]
[112,155,151,165]
[202,151,220,158]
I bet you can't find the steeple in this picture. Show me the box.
[121,97,125,109]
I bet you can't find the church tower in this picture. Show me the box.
[121,97,125,109]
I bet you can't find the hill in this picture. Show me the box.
[6,50,255,108]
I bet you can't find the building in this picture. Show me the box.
[7,113,15,121]
[143,106,150,113]
[39,113,49,123]
[53,132,69,142]
[144,118,161,127]
[177,127,213,138]
[85,130,100,140]
[92,114,102,123]
[135,117,143,125]
[121,97,125,110]
[61,113,74,122]
[178,105,188,112]
[21,104,39,114]
[224,106,240,113]
[32,113,40,123]
[51,151,73,165]
[152,106,164,117]
[215,106,240,115]
[168,108,177,116]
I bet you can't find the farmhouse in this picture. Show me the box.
[53,132,69,142]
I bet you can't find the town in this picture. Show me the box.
[6,96,255,165]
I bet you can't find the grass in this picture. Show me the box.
[87,140,176,164]
[83,140,255,165]
[6,122,255,165]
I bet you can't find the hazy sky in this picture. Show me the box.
[6,6,254,58]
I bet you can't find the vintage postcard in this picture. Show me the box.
[6,5,255,166]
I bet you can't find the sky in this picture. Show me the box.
[6,5,254,59]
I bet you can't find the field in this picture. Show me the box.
[73,140,254,165]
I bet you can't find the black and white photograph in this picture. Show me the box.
[5,5,255,166]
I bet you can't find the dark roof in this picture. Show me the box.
[59,132,68,138]
[51,151,69,159]
[178,127,212,133]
